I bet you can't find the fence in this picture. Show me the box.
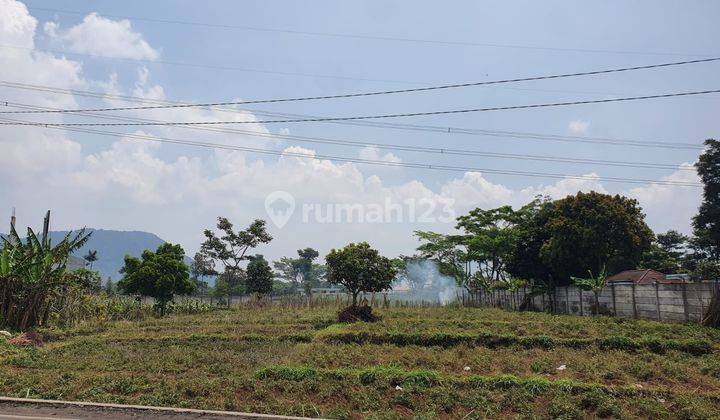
[461,281,719,324]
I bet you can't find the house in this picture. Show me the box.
[606,269,666,285]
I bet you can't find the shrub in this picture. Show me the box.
[599,335,639,351]
[254,366,318,381]
[337,305,378,323]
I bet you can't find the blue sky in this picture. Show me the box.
[1,0,719,260]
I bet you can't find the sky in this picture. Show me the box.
[1,0,719,262]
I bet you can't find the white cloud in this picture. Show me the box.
[0,0,705,262]
[568,120,590,135]
[359,146,402,164]
[45,12,159,60]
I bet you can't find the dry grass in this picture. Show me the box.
[1,305,719,419]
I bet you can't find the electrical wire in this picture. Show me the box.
[0,80,704,150]
[0,116,700,187]
[3,57,718,113]
[3,89,719,127]
[27,6,717,57]
[1,101,695,171]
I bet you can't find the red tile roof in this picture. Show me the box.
[606,269,666,284]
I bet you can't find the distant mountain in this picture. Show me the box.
[1,229,190,281]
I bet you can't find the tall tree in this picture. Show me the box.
[189,252,216,295]
[506,197,556,288]
[296,247,321,295]
[539,192,653,285]
[200,218,272,304]
[414,231,473,291]
[326,242,396,306]
[273,256,301,292]
[246,255,274,297]
[693,139,720,260]
[456,205,522,283]
[118,243,194,316]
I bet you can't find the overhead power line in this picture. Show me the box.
[27,6,716,57]
[0,80,704,150]
[0,116,700,187]
[1,102,695,171]
[3,57,719,114]
[3,89,719,127]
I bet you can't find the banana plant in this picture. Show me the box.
[572,266,608,316]
[1,219,91,330]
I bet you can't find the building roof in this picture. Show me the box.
[606,269,666,284]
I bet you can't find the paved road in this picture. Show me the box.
[0,398,314,420]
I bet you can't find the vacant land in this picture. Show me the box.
[1,305,719,419]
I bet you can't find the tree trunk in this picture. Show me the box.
[702,284,720,328]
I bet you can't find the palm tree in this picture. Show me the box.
[83,250,98,270]
[572,267,608,316]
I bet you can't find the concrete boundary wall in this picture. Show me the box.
[463,281,719,324]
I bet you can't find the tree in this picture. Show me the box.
[104,277,115,295]
[325,242,397,306]
[70,268,102,293]
[693,139,720,260]
[273,256,301,293]
[456,205,522,284]
[415,231,473,291]
[190,252,216,296]
[200,218,272,305]
[296,248,321,295]
[571,267,608,315]
[506,197,556,289]
[246,255,274,296]
[117,243,194,316]
[83,249,98,270]
[539,192,653,285]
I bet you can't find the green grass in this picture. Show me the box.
[1,305,719,418]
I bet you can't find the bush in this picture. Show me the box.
[337,305,378,323]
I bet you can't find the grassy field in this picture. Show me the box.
[1,305,720,419]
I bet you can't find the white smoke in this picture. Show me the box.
[391,259,460,305]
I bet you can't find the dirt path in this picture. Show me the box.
[0,398,316,420]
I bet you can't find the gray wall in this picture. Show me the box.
[464,281,719,324]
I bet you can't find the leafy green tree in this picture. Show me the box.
[539,192,653,285]
[506,197,556,289]
[693,139,720,260]
[246,255,273,296]
[104,277,115,295]
[415,231,473,290]
[200,218,272,305]
[190,252,215,296]
[296,248,321,295]
[83,249,98,270]
[456,205,522,283]
[118,243,194,316]
[273,256,300,292]
[325,242,397,306]
[70,268,102,293]
[571,267,608,315]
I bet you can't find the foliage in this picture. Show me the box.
[69,268,102,293]
[273,249,325,295]
[539,192,653,285]
[693,138,720,259]
[117,243,194,316]
[456,205,522,283]
[571,267,608,315]
[82,249,98,270]
[246,255,274,296]
[414,231,472,290]
[200,217,272,303]
[189,252,215,295]
[0,220,91,330]
[325,242,397,306]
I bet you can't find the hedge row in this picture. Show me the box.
[315,330,714,355]
[254,365,720,401]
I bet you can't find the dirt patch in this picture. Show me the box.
[8,331,44,347]
[337,305,378,323]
